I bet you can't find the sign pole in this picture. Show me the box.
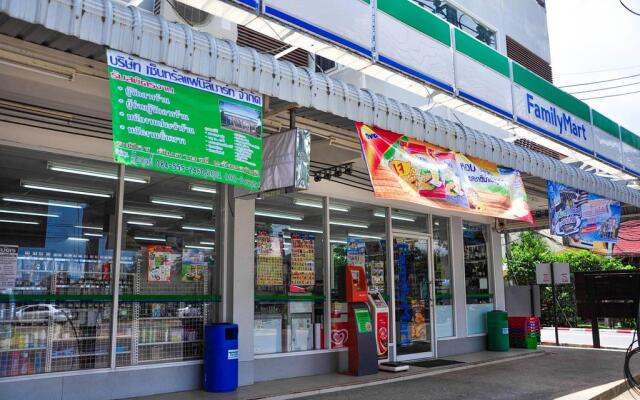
[551,263,559,346]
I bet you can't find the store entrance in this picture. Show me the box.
[393,232,434,361]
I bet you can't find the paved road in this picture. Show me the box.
[299,347,634,400]
[541,328,634,349]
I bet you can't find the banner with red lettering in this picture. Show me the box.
[357,123,534,223]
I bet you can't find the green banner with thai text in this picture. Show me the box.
[107,49,263,190]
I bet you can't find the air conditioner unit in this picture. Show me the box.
[152,0,237,41]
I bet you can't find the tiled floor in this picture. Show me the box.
[131,349,542,400]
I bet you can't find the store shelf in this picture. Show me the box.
[51,352,110,359]
[138,356,199,364]
[0,347,47,352]
[53,336,131,342]
[138,340,201,346]
[0,319,49,324]
[138,316,203,320]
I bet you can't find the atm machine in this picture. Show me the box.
[345,265,378,376]
[368,291,408,372]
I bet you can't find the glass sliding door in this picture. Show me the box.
[393,233,434,360]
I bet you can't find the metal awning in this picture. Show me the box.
[1,0,639,207]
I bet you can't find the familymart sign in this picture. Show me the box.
[107,50,263,191]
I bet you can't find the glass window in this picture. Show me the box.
[254,194,325,354]
[118,167,218,366]
[329,200,386,350]
[433,216,454,338]
[0,146,118,376]
[463,221,493,335]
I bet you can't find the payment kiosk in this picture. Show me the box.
[345,265,378,376]
[367,291,389,361]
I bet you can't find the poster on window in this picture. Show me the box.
[547,181,621,244]
[290,233,315,291]
[0,245,17,290]
[357,123,534,223]
[256,231,284,286]
[181,248,211,282]
[347,239,366,268]
[147,246,178,282]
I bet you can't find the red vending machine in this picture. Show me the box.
[345,265,378,376]
[367,291,389,361]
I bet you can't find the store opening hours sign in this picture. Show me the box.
[108,50,263,190]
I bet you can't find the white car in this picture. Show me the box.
[15,304,74,322]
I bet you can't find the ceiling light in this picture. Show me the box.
[127,220,154,226]
[83,232,103,237]
[255,211,303,221]
[182,225,216,232]
[151,196,213,210]
[74,225,103,230]
[287,226,323,234]
[200,241,215,246]
[67,237,89,241]
[47,161,149,183]
[185,244,214,250]
[348,233,382,240]
[0,209,58,218]
[2,196,83,209]
[189,184,217,194]
[330,239,347,244]
[373,211,417,222]
[134,236,166,242]
[330,220,369,229]
[293,199,350,212]
[0,219,38,225]
[21,180,112,198]
[123,209,183,219]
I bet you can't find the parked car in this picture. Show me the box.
[15,304,75,322]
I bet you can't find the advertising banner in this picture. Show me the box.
[290,233,315,290]
[107,50,263,191]
[547,181,621,244]
[255,231,284,286]
[357,123,533,223]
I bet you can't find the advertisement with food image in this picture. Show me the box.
[356,123,534,223]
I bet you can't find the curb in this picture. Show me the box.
[259,351,546,400]
[542,327,635,334]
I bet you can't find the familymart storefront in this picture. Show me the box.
[1,1,640,399]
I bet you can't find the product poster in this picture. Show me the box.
[147,246,178,282]
[108,50,263,191]
[368,261,385,293]
[181,248,211,282]
[290,234,315,289]
[255,231,284,286]
[357,123,534,223]
[0,245,17,290]
[347,239,366,268]
[547,181,621,243]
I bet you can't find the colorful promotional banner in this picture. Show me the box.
[290,233,316,289]
[357,123,534,223]
[547,181,621,243]
[255,231,284,286]
[107,50,263,191]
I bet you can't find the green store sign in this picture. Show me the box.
[107,50,263,191]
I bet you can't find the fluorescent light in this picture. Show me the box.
[134,236,166,242]
[182,225,216,232]
[293,199,350,212]
[74,225,102,230]
[330,220,369,229]
[348,233,382,240]
[185,245,214,250]
[200,241,215,246]
[189,184,217,194]
[283,235,291,239]
[47,162,149,183]
[330,239,347,244]
[373,211,416,222]
[255,211,302,221]
[67,237,89,242]
[123,209,183,219]
[0,209,58,218]
[83,232,103,237]
[287,226,323,234]
[21,180,112,198]
[2,196,83,209]
[151,196,213,210]
[127,220,154,226]
[0,219,38,225]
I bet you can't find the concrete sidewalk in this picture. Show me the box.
[128,349,542,400]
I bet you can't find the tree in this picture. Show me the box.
[504,232,554,285]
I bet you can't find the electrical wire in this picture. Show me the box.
[568,80,640,95]
[577,88,640,101]
[621,0,640,16]
[559,71,640,88]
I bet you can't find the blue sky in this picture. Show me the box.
[548,0,640,133]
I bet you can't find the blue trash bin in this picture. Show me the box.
[203,323,238,392]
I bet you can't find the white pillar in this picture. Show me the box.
[450,217,467,337]
[490,226,506,311]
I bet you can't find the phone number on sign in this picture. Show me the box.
[155,160,222,179]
